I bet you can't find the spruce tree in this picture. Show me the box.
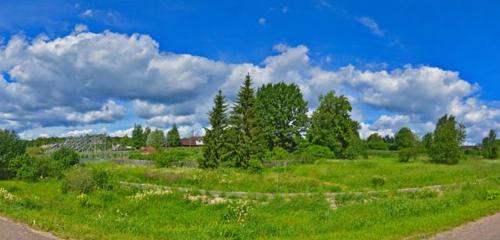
[228,74,265,168]
[131,124,144,149]
[166,124,181,147]
[201,90,229,168]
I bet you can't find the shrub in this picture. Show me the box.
[299,145,334,163]
[61,166,112,194]
[52,147,80,169]
[9,154,60,181]
[371,176,386,187]
[0,129,26,178]
[264,147,290,161]
[247,159,263,173]
[398,147,418,163]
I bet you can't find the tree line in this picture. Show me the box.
[201,75,498,169]
[130,123,181,149]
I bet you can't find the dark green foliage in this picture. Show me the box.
[482,129,498,159]
[166,124,181,147]
[9,148,79,181]
[154,149,189,167]
[398,147,418,163]
[395,127,418,150]
[264,147,290,161]
[383,135,398,150]
[52,147,80,169]
[201,90,229,169]
[422,133,434,154]
[299,144,334,163]
[367,133,388,150]
[429,114,466,164]
[255,83,308,152]
[0,129,26,178]
[132,124,145,149]
[147,129,165,148]
[227,74,266,168]
[8,154,60,181]
[61,166,112,194]
[307,91,361,159]
[371,176,386,187]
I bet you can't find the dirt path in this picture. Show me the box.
[0,216,58,240]
[431,212,500,240]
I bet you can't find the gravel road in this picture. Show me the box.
[431,212,500,240]
[0,216,58,240]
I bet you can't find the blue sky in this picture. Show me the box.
[0,0,499,143]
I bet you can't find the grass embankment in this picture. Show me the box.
[0,157,499,239]
[105,158,500,193]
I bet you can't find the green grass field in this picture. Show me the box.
[0,157,499,239]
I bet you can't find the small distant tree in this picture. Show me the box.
[0,129,26,178]
[166,124,181,147]
[227,74,266,168]
[482,129,498,159]
[143,127,151,146]
[395,127,418,150]
[147,129,166,149]
[429,114,465,164]
[366,133,388,150]
[255,82,308,152]
[307,91,361,159]
[52,147,80,169]
[201,90,229,168]
[131,124,145,149]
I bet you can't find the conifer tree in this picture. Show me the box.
[201,90,229,168]
[166,124,181,147]
[227,74,265,168]
[131,124,144,149]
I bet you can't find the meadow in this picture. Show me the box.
[0,154,499,239]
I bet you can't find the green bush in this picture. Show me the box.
[299,145,334,163]
[398,148,418,163]
[9,154,60,181]
[52,147,80,169]
[61,166,112,194]
[371,176,386,187]
[264,147,290,161]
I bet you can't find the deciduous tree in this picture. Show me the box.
[255,82,308,152]
[147,129,166,149]
[482,129,498,159]
[429,114,465,164]
[307,91,361,159]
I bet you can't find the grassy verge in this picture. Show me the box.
[102,158,500,193]
[0,178,499,239]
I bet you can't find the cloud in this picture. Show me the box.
[356,16,384,36]
[73,24,88,33]
[81,9,93,18]
[258,17,267,26]
[0,30,498,142]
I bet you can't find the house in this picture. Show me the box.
[180,136,203,147]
